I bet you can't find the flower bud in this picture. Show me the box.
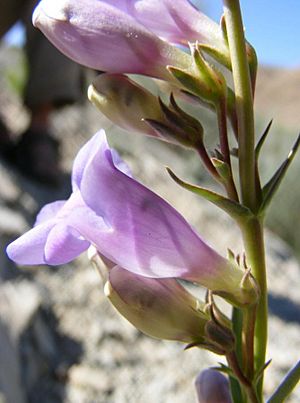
[104,0,230,68]
[104,266,209,343]
[89,74,204,148]
[33,0,191,80]
[88,74,163,137]
[145,95,204,148]
[195,369,232,403]
[204,321,235,353]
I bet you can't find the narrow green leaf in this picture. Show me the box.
[267,360,300,403]
[167,167,252,220]
[255,119,273,159]
[260,133,300,213]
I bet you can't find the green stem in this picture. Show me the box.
[227,352,259,403]
[222,0,257,211]
[242,305,256,380]
[230,308,245,402]
[240,218,268,400]
[222,1,267,398]
[216,99,239,202]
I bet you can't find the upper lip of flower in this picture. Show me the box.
[33,1,69,25]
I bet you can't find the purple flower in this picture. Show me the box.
[195,369,232,403]
[32,0,191,80]
[101,0,226,49]
[7,131,252,304]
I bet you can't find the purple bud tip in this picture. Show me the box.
[195,369,232,403]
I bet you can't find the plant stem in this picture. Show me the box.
[216,99,239,202]
[227,351,259,403]
[222,0,257,211]
[222,0,268,399]
[240,218,268,399]
[242,305,256,380]
[230,308,245,402]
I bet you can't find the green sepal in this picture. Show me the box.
[246,41,258,89]
[166,167,252,220]
[259,133,300,214]
[199,43,231,70]
[168,65,209,102]
[143,94,204,148]
[211,158,231,181]
[168,43,226,106]
[143,119,191,147]
[267,360,300,403]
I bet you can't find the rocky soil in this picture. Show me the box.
[0,46,299,403]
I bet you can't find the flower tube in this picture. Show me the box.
[32,0,191,80]
[7,131,256,305]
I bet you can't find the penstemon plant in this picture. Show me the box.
[7,0,300,401]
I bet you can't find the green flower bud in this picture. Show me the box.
[104,266,209,344]
[88,73,162,136]
[89,73,204,148]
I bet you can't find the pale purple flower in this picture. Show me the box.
[32,0,191,80]
[195,369,232,403]
[7,131,248,302]
[101,0,226,50]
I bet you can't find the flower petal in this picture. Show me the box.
[34,200,67,226]
[102,0,225,49]
[72,130,106,190]
[6,220,55,265]
[79,132,239,291]
[44,223,90,265]
[33,0,191,79]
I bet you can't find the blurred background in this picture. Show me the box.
[0,1,299,402]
